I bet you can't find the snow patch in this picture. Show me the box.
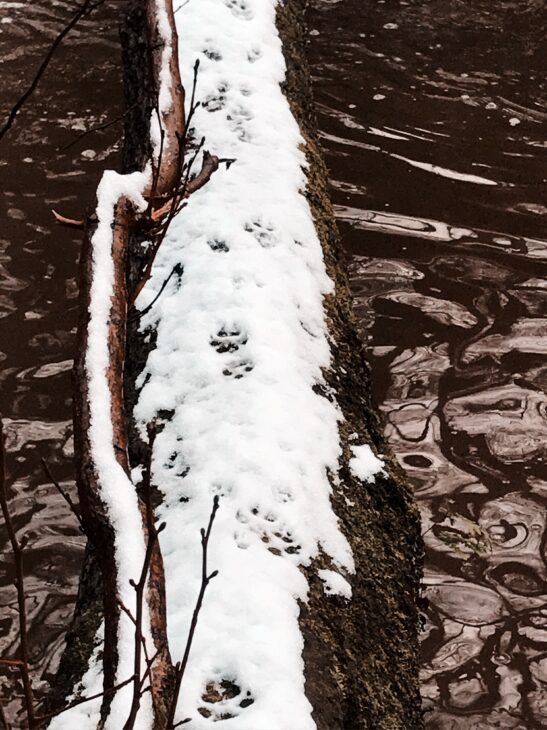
[350,444,385,483]
[318,569,352,599]
[132,0,355,726]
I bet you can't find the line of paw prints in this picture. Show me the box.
[224,0,253,20]
[210,326,254,379]
[234,506,301,556]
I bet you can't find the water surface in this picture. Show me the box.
[308,0,547,726]
[0,1,122,719]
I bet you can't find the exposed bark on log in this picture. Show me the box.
[55,0,183,722]
[276,2,424,729]
[144,0,185,198]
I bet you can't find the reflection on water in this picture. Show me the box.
[0,0,122,719]
[308,0,547,726]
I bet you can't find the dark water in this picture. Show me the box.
[308,0,547,727]
[0,1,122,719]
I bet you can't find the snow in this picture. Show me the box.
[48,168,155,730]
[349,444,385,483]
[48,629,104,729]
[318,569,352,599]
[132,0,355,725]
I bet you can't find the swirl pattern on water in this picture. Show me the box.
[308,0,547,727]
[0,1,121,719]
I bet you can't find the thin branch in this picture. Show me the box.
[165,496,220,729]
[51,210,85,228]
[130,263,183,322]
[34,675,135,726]
[0,419,36,728]
[122,427,166,730]
[0,0,106,143]
[60,104,136,151]
[40,458,85,531]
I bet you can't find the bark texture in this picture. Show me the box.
[276,2,424,728]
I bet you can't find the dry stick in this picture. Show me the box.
[51,210,85,228]
[0,0,105,143]
[130,136,199,305]
[33,675,135,726]
[60,103,137,151]
[147,58,200,218]
[129,262,183,322]
[117,600,153,679]
[122,520,166,730]
[165,496,220,729]
[40,458,85,532]
[0,420,37,729]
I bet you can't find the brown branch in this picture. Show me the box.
[0,419,37,728]
[0,0,106,143]
[149,151,220,222]
[122,517,166,730]
[51,210,85,228]
[166,496,220,729]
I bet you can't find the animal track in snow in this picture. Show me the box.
[236,506,301,556]
[244,218,278,248]
[227,104,253,142]
[224,0,253,20]
[203,46,222,61]
[207,238,229,252]
[203,82,229,112]
[210,327,248,353]
[247,46,262,63]
[222,359,254,379]
[198,679,255,721]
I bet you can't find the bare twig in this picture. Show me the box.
[51,210,85,228]
[60,104,136,151]
[34,675,135,726]
[122,518,166,730]
[0,0,106,143]
[0,419,37,728]
[166,496,220,729]
[40,458,85,531]
[130,263,183,322]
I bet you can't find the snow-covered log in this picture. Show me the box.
[50,0,423,727]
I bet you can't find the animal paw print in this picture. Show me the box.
[237,507,301,556]
[244,218,278,248]
[203,82,229,112]
[227,105,253,142]
[210,328,248,354]
[207,238,229,252]
[203,46,222,62]
[222,359,254,379]
[224,0,253,19]
[198,680,254,721]
[247,46,262,63]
